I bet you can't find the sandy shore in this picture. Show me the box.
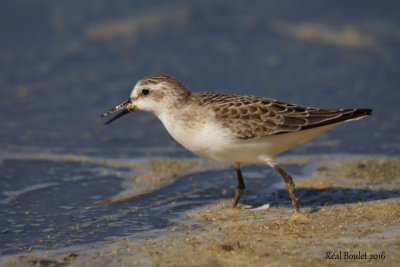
[1,156,399,267]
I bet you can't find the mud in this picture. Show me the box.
[1,156,399,267]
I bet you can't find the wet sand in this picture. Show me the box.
[1,155,399,267]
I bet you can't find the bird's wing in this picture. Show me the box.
[194,92,371,140]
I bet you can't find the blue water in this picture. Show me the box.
[0,0,399,156]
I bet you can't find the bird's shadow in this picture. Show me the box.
[112,166,400,213]
[246,187,400,210]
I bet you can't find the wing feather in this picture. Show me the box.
[193,92,371,140]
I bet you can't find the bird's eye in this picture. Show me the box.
[141,88,150,96]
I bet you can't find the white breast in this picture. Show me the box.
[157,109,235,160]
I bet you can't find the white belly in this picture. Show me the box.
[210,123,339,164]
[159,110,340,164]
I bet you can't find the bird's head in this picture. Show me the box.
[101,74,190,124]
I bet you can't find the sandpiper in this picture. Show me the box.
[101,75,372,212]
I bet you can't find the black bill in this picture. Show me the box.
[101,98,133,124]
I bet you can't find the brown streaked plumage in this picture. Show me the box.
[191,92,371,139]
[139,74,187,90]
[101,74,372,213]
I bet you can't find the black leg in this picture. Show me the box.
[233,165,246,208]
[273,165,300,213]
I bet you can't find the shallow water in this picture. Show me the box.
[0,0,399,258]
[0,154,301,255]
[0,0,399,155]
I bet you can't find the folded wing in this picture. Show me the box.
[195,92,372,140]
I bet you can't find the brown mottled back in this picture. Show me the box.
[191,92,370,140]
